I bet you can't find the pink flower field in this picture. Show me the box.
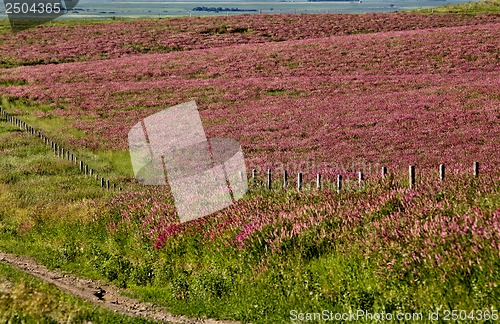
[1,13,500,66]
[109,169,500,281]
[1,15,499,173]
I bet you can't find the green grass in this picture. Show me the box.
[0,262,159,323]
[413,0,500,14]
[1,98,134,183]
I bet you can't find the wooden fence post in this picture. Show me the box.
[337,174,342,193]
[409,165,415,189]
[473,162,479,178]
[283,170,288,188]
[316,173,321,190]
[297,172,302,191]
[267,169,272,190]
[381,166,387,179]
[358,171,364,186]
[439,164,445,181]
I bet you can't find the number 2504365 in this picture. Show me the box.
[5,2,62,14]
[442,310,498,321]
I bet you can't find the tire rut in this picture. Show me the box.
[0,252,241,324]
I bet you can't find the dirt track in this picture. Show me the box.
[0,252,241,324]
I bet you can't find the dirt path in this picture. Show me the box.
[0,252,241,324]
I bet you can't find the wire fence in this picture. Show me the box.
[0,106,120,191]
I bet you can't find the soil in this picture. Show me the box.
[0,252,241,324]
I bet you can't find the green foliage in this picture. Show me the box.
[171,270,191,300]
[190,266,235,300]
[0,78,28,87]
[413,0,500,14]
[130,259,155,286]
[129,43,181,54]
[87,246,131,287]
[152,262,174,286]
[59,241,80,262]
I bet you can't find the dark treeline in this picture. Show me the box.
[308,0,356,2]
[192,6,258,12]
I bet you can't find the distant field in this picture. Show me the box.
[414,0,500,13]
[0,6,499,323]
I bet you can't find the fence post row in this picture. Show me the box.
[244,161,482,193]
[0,106,116,191]
[1,107,483,194]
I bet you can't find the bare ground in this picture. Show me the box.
[0,252,241,324]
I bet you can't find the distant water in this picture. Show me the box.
[0,0,481,19]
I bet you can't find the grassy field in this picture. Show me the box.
[414,0,500,13]
[1,0,500,322]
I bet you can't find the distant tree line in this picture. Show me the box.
[192,7,258,12]
[308,0,356,2]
